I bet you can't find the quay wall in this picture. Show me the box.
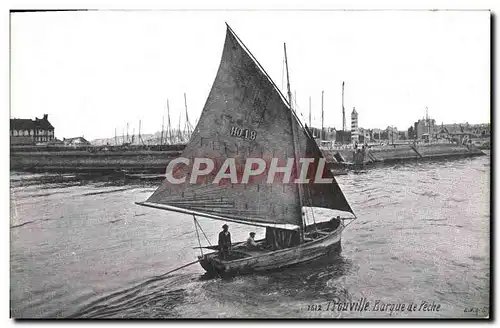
[11,142,485,174]
[416,144,482,158]
[10,149,182,173]
[325,143,484,165]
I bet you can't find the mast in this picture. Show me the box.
[161,114,165,145]
[284,42,305,242]
[167,99,172,145]
[321,91,324,141]
[114,128,117,146]
[294,90,297,109]
[284,43,293,111]
[139,120,142,145]
[178,111,182,143]
[308,96,311,128]
[342,81,346,132]
[183,93,193,141]
[126,122,129,144]
[342,82,346,144]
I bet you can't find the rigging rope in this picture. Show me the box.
[194,218,212,246]
[193,216,203,256]
[310,207,318,232]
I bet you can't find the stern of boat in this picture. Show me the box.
[198,254,222,274]
[198,252,240,275]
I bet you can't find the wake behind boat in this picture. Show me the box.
[137,24,356,275]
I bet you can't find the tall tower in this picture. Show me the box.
[351,107,359,144]
[425,106,429,136]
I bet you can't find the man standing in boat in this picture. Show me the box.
[218,224,232,260]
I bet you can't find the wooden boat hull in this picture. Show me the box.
[198,224,343,275]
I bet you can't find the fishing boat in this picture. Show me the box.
[137,24,356,275]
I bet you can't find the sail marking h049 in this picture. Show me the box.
[142,26,353,229]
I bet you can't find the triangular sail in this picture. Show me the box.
[140,26,353,228]
[300,128,353,213]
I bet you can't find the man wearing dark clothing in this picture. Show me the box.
[218,224,231,260]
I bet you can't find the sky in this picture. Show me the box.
[10,10,490,140]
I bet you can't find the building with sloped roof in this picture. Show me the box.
[63,137,91,146]
[10,114,55,145]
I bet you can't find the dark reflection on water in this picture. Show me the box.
[10,153,490,318]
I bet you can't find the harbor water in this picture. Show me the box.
[10,153,490,318]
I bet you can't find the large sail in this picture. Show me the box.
[139,25,353,229]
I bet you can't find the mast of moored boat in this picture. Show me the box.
[321,91,324,142]
[126,122,129,144]
[139,119,143,145]
[167,99,173,145]
[309,96,312,128]
[161,114,165,145]
[177,111,182,143]
[183,93,193,142]
[284,42,306,243]
[342,81,346,132]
